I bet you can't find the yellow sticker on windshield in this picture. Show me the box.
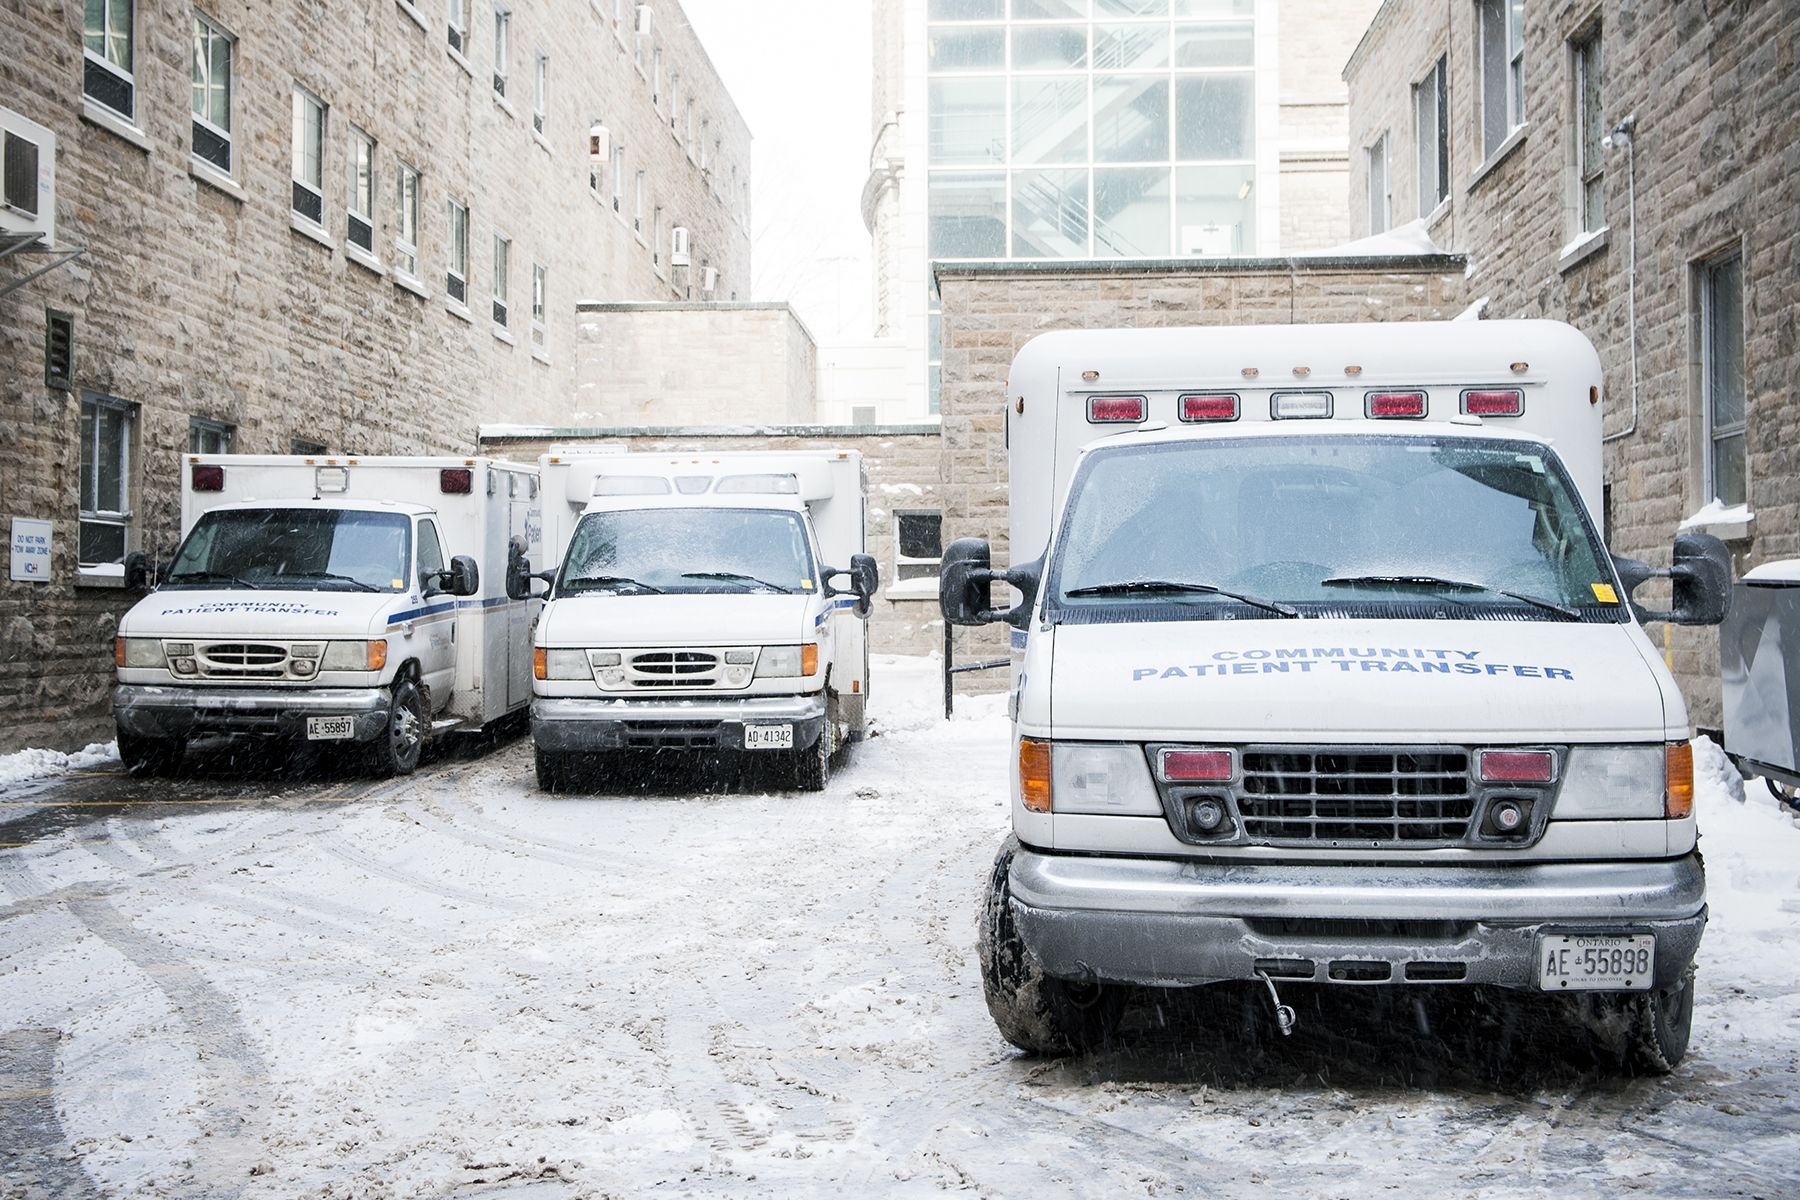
[1591,582,1619,604]
[801,579,813,589]
[392,579,405,590]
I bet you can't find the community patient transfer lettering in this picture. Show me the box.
[1132,646,1576,683]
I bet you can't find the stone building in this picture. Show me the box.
[1342,0,1799,728]
[0,0,751,752]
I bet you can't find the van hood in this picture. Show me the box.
[1047,617,1671,742]
[120,588,400,639]
[538,592,817,647]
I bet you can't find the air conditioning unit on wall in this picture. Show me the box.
[701,265,718,293]
[0,107,55,246]
[670,225,690,266]
[635,4,652,35]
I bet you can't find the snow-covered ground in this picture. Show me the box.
[2,657,1798,1197]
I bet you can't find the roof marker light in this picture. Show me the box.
[1270,391,1334,420]
[1478,749,1555,783]
[1365,390,1427,419]
[1161,748,1235,782]
[439,468,473,494]
[191,465,225,492]
[1180,393,1239,422]
[1087,395,1146,423]
[1462,388,1525,417]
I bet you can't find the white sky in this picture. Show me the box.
[678,0,875,344]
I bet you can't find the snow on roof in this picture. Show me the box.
[1319,217,1447,258]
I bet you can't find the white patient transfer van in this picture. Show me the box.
[529,450,878,792]
[939,320,1732,1070]
[113,455,542,777]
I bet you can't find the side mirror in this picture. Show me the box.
[124,551,151,591]
[506,553,535,601]
[1612,533,1733,626]
[432,554,480,598]
[939,538,993,626]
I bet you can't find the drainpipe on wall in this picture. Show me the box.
[1602,115,1639,444]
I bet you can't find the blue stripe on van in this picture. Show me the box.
[386,600,457,625]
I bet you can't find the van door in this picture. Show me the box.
[413,518,457,706]
[506,476,539,708]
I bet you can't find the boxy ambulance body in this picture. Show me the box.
[940,320,1731,1068]
[113,455,542,776]
[529,449,877,791]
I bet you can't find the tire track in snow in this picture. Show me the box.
[314,830,535,914]
[0,1027,101,1200]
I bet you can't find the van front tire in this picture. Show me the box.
[535,747,571,793]
[118,731,183,778]
[368,678,426,778]
[1626,964,1696,1074]
[979,839,1126,1056]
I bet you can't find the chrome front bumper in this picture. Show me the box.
[114,684,392,742]
[530,693,827,753]
[1008,845,1707,991]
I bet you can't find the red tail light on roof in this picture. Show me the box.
[1160,748,1236,782]
[1461,388,1525,417]
[439,468,473,494]
[191,465,225,492]
[1478,749,1556,783]
[1365,390,1427,418]
[1087,395,1146,423]
[1179,393,1239,422]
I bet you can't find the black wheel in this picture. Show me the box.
[1625,964,1697,1074]
[1767,777,1797,808]
[535,746,570,793]
[978,838,1126,1056]
[793,693,838,792]
[368,677,426,778]
[118,731,183,778]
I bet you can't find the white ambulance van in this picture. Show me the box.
[529,449,878,792]
[114,455,542,777]
[940,320,1732,1070]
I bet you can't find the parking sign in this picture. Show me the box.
[9,518,52,582]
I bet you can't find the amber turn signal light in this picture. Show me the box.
[533,646,548,680]
[1019,737,1052,813]
[801,644,819,676]
[1665,742,1694,818]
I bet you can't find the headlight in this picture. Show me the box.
[1050,743,1162,816]
[117,638,163,669]
[321,640,387,671]
[755,646,804,677]
[1555,745,1665,819]
[544,649,592,680]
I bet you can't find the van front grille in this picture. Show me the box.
[1237,748,1474,842]
[198,642,290,679]
[628,650,721,689]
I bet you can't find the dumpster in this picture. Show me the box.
[1721,559,1800,804]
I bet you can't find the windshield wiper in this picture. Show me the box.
[166,570,261,590]
[1064,578,1298,618]
[279,571,380,593]
[563,574,663,594]
[680,571,793,593]
[1320,574,1581,620]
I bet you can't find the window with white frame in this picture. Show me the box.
[191,10,234,172]
[448,0,467,54]
[668,74,680,132]
[611,145,625,212]
[1366,132,1390,235]
[447,198,469,304]
[347,127,376,253]
[652,47,662,109]
[1572,29,1603,234]
[493,4,509,96]
[1699,250,1746,507]
[531,263,547,349]
[492,233,510,326]
[291,87,326,224]
[188,416,234,454]
[685,99,696,160]
[395,161,420,276]
[83,0,135,119]
[533,52,547,133]
[633,169,645,233]
[1414,56,1447,217]
[612,0,625,35]
[79,393,134,567]
[700,119,711,170]
[1478,0,1525,158]
[652,205,664,271]
[895,511,943,586]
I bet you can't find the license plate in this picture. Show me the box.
[743,723,794,750]
[306,715,356,741]
[1536,933,1655,991]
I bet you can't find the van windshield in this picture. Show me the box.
[558,507,816,596]
[1049,434,1622,622]
[165,509,412,593]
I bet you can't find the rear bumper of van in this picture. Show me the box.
[114,684,391,742]
[530,693,827,753]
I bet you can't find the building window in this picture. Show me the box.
[611,146,625,212]
[79,393,133,567]
[492,4,509,95]
[652,206,664,271]
[685,99,696,160]
[348,128,376,253]
[446,198,469,303]
[1366,132,1390,235]
[895,511,944,585]
[700,119,711,170]
[633,169,645,233]
[83,0,135,119]
[1699,251,1746,507]
[532,52,547,133]
[1478,0,1525,157]
[652,47,662,109]
[531,263,547,348]
[190,10,234,172]
[188,417,234,454]
[1572,29,1603,234]
[1414,55,1447,217]
[292,437,327,454]
[927,281,942,416]
[447,0,466,54]
[492,233,510,326]
[395,161,420,276]
[291,87,326,225]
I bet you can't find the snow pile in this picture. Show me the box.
[0,740,118,786]
[1321,217,1447,258]
[1679,498,1754,530]
[1453,296,1490,321]
[1693,734,1747,805]
[1743,559,1800,583]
